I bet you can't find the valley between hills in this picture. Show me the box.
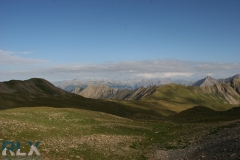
[0,74,240,160]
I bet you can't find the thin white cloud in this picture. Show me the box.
[0,49,47,65]
[0,49,33,55]
[0,59,239,81]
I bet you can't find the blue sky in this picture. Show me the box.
[0,0,240,81]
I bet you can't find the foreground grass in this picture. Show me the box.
[0,107,239,160]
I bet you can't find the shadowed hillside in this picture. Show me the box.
[0,78,162,117]
[169,106,240,122]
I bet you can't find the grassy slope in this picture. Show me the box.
[0,107,240,160]
[117,84,236,116]
[0,92,164,118]
[0,107,169,160]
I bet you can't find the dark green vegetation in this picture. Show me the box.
[169,106,240,123]
[0,78,240,159]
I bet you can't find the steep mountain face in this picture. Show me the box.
[229,78,240,95]
[192,77,240,105]
[192,76,219,87]
[74,85,157,100]
[190,75,240,104]
[218,74,240,84]
[192,74,240,87]
[77,85,119,99]
[200,83,240,105]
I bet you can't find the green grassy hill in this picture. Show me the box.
[117,84,239,116]
[0,107,173,160]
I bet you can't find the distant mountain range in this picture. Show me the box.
[0,75,240,117]
[70,75,240,105]
[53,78,193,92]
[54,74,240,102]
[54,74,240,92]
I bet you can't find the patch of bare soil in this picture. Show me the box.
[149,121,240,160]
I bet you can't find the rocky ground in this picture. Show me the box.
[150,121,240,160]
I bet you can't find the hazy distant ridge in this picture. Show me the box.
[53,78,193,92]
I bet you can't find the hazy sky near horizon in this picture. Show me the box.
[0,0,239,81]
